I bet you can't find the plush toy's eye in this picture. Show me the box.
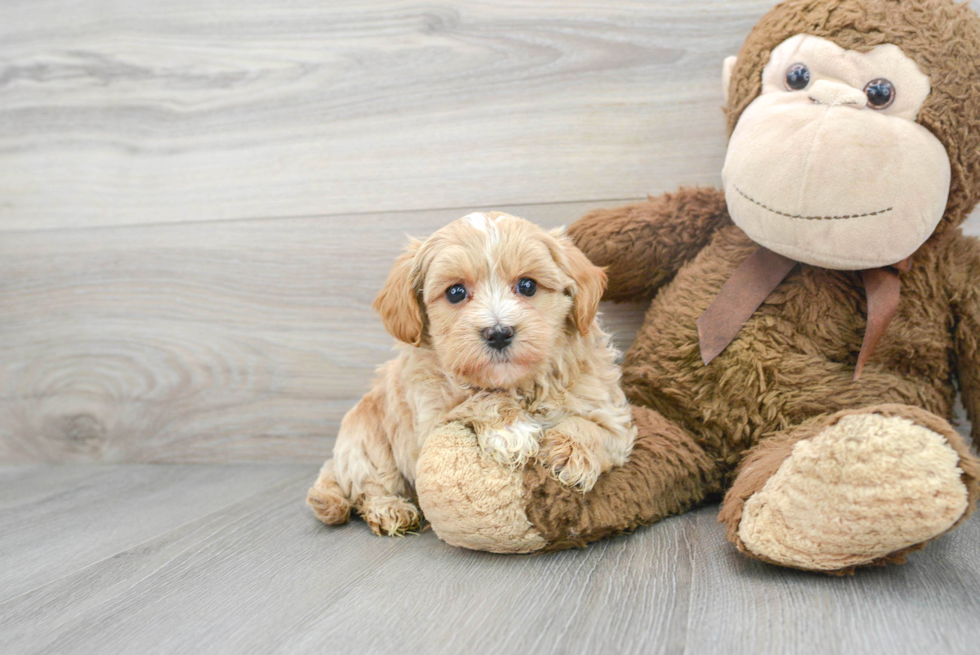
[864,78,896,109]
[785,63,810,90]
[445,284,467,304]
[516,278,537,297]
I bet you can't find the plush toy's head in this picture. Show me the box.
[720,0,980,270]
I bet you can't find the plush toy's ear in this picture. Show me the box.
[548,229,607,336]
[722,55,737,105]
[373,238,425,346]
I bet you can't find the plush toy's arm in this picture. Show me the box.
[949,235,980,447]
[415,404,722,554]
[567,187,730,302]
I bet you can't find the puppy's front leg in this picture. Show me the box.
[539,416,633,492]
[445,392,542,469]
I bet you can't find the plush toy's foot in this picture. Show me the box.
[416,421,550,553]
[720,405,979,574]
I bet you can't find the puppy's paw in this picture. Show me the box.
[307,483,352,526]
[539,431,604,492]
[477,420,541,469]
[358,495,422,537]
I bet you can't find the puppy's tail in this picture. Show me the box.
[307,459,352,526]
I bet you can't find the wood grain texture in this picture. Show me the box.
[685,506,980,655]
[2,199,971,463]
[0,464,308,603]
[0,200,645,463]
[0,0,775,231]
[4,1,980,650]
[0,466,695,655]
[1,465,978,654]
[0,0,977,465]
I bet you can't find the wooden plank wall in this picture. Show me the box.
[2,1,978,463]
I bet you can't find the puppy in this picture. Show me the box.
[307,212,635,536]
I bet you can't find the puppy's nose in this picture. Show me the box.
[482,325,515,351]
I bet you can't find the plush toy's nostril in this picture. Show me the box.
[482,325,515,350]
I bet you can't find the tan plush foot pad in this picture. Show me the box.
[739,413,970,571]
[415,422,547,553]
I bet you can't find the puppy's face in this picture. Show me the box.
[374,212,606,389]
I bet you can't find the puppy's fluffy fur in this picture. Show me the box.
[308,212,635,536]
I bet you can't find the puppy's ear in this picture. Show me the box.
[374,238,425,346]
[549,229,607,336]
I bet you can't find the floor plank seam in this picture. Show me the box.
[0,197,649,237]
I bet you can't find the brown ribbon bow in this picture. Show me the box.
[696,246,910,381]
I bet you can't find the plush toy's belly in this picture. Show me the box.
[621,226,955,469]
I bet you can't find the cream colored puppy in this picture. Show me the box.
[308,212,635,536]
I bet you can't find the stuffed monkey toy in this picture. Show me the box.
[414,0,980,573]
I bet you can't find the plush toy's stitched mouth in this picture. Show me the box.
[734,185,893,221]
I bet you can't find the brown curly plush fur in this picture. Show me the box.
[415,0,980,570]
[554,0,980,571]
[948,235,980,446]
[522,405,723,551]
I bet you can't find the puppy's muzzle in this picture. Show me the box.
[482,325,515,351]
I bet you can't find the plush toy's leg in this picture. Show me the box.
[416,405,723,553]
[522,405,723,550]
[719,404,980,574]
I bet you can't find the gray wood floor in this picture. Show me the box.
[4,1,980,653]
[2,464,979,655]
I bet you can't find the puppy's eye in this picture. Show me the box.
[445,284,467,304]
[785,63,810,90]
[516,277,537,297]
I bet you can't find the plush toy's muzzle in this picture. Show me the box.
[721,34,951,271]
